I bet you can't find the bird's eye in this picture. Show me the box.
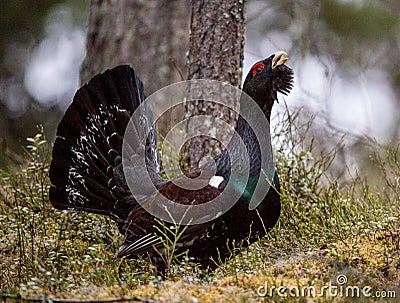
[252,62,265,77]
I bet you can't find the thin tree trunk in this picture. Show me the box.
[184,0,245,170]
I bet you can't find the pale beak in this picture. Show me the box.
[272,51,288,69]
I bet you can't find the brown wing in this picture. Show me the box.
[118,170,224,257]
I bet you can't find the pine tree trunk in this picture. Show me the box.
[184,0,245,170]
[80,0,189,96]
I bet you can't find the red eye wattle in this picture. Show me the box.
[252,62,265,77]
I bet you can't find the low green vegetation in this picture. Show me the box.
[0,110,399,302]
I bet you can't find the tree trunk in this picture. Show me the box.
[80,0,189,96]
[184,0,245,171]
[80,0,245,173]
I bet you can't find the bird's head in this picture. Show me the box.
[242,51,293,119]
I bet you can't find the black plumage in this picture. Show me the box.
[49,51,293,274]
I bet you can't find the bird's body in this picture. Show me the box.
[49,52,293,275]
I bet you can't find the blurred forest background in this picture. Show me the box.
[1,0,399,179]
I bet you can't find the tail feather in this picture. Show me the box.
[118,234,164,258]
[49,65,159,222]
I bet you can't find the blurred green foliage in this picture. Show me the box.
[0,1,59,67]
[0,1,87,170]
[321,0,399,40]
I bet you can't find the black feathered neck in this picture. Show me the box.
[211,56,293,177]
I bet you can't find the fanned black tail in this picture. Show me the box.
[49,65,159,223]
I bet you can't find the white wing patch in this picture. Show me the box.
[209,176,224,188]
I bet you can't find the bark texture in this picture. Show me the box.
[80,0,189,96]
[184,0,245,170]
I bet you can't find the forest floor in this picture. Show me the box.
[0,117,399,302]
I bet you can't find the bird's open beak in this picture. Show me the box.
[272,51,288,69]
